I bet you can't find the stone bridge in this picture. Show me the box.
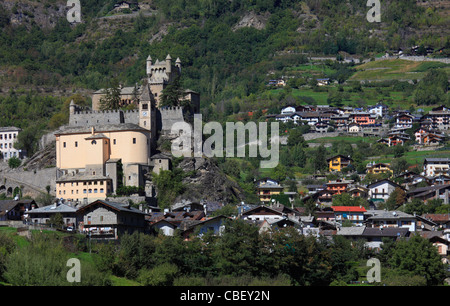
[0,175,47,198]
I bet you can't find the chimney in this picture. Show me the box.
[91,127,95,135]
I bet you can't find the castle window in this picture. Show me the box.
[142,103,148,110]
[113,139,116,145]
[91,140,97,145]
[133,138,136,144]
[75,141,78,147]
[63,142,66,148]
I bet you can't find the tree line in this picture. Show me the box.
[0,219,446,286]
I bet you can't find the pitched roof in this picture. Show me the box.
[28,203,76,214]
[332,206,367,213]
[77,200,147,215]
[0,200,36,217]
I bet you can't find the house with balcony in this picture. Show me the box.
[77,199,148,239]
[326,179,353,195]
[255,178,284,203]
[332,206,366,226]
[327,155,353,172]
[349,112,376,126]
[423,158,450,177]
[364,210,416,232]
[367,179,404,202]
[395,113,414,129]
[366,162,393,176]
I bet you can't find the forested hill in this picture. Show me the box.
[0,0,449,150]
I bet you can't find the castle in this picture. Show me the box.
[54,55,199,204]
[91,54,199,112]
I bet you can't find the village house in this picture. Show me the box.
[347,122,361,133]
[77,200,148,239]
[0,126,24,160]
[255,178,284,203]
[367,179,404,202]
[394,113,414,129]
[27,202,77,229]
[0,199,36,222]
[326,179,353,195]
[366,162,393,176]
[332,206,366,226]
[422,214,450,229]
[337,226,410,250]
[407,184,450,204]
[349,112,376,126]
[421,108,450,131]
[327,155,353,172]
[423,158,450,177]
[364,210,416,232]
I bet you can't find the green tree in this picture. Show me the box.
[8,156,21,169]
[160,75,187,108]
[99,79,121,110]
[388,235,446,286]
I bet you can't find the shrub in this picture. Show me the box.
[138,263,179,286]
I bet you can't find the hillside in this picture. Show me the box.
[0,0,448,167]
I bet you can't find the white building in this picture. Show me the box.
[367,179,403,201]
[423,158,450,177]
[0,127,22,160]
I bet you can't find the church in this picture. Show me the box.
[54,54,199,204]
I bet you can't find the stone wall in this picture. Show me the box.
[159,107,185,134]
[69,109,140,127]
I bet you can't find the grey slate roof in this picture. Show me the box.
[28,203,76,214]
[55,123,148,135]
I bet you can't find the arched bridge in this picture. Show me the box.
[0,176,47,199]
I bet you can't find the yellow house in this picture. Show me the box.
[327,155,353,172]
[255,178,284,202]
[366,163,393,176]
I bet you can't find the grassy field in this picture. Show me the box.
[374,148,450,166]
[270,86,414,108]
[350,59,450,82]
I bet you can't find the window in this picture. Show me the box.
[142,103,148,110]
[100,216,103,222]
[63,142,66,148]
[75,141,78,147]
[113,139,116,145]
[100,188,104,193]
[133,138,136,144]
[83,189,87,194]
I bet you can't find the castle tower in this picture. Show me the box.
[69,100,76,115]
[146,55,152,76]
[165,54,172,74]
[139,83,153,131]
[175,57,181,74]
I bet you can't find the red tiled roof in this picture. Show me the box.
[332,206,367,213]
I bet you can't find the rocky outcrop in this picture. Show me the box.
[175,157,245,204]
[232,11,269,31]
